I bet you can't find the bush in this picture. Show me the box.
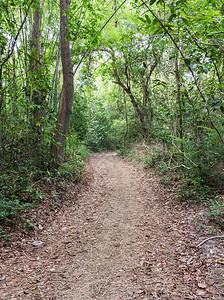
[59,157,85,182]
[0,131,88,238]
[206,196,224,229]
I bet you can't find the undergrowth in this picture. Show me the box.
[120,141,224,229]
[0,133,88,239]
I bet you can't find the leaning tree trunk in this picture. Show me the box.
[111,56,148,138]
[52,0,74,166]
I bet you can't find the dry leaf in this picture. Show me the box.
[198,282,207,289]
[196,289,206,296]
[0,276,6,281]
[32,241,43,248]
[74,273,82,279]
[217,258,224,265]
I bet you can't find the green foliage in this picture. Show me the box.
[144,152,170,169]
[83,99,113,151]
[66,131,89,160]
[70,90,88,140]
[59,158,85,182]
[206,196,224,228]
[0,132,88,237]
[177,178,212,203]
[59,131,88,182]
[0,161,44,238]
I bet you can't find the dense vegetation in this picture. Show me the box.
[0,0,224,236]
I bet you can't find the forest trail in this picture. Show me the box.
[0,153,224,299]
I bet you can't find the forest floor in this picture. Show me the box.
[0,152,224,299]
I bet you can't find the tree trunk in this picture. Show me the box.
[52,0,74,166]
[175,55,184,161]
[0,66,3,116]
[142,58,158,130]
[111,57,148,138]
[30,0,45,166]
[123,90,128,147]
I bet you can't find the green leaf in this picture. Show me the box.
[165,24,174,30]
[181,18,190,26]
[168,14,176,22]
[145,14,151,25]
[203,0,208,7]
[152,18,159,25]
[184,58,191,66]
[170,136,184,143]
[138,16,146,23]
[197,126,215,133]
[152,27,164,35]
[150,0,158,5]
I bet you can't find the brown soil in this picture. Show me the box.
[0,153,224,299]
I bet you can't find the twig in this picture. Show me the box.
[172,143,198,168]
[197,236,224,247]
[167,164,191,170]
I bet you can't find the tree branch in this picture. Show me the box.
[0,0,34,73]
[197,236,224,247]
[141,0,224,144]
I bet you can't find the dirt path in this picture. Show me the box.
[0,153,224,299]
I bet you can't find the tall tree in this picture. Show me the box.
[52,0,74,166]
[30,0,45,165]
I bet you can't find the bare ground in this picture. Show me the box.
[0,152,224,299]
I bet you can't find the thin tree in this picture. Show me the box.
[30,0,45,166]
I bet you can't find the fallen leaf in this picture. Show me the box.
[187,257,193,265]
[217,258,224,265]
[198,282,207,289]
[61,227,68,232]
[196,289,206,296]
[32,241,43,248]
